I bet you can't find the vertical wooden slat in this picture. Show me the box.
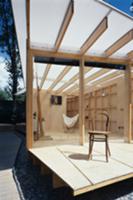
[124,64,131,143]
[79,58,85,145]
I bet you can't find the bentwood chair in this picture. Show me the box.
[88,112,111,162]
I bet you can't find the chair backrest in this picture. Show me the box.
[88,111,110,131]
[99,112,110,131]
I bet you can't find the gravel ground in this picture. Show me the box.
[14,135,133,200]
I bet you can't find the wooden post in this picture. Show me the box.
[129,104,132,142]
[26,0,33,149]
[124,63,131,143]
[79,58,85,145]
[26,50,33,148]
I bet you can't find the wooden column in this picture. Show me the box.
[26,0,33,148]
[124,63,131,143]
[79,58,85,145]
[26,51,33,149]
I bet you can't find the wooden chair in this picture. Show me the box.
[88,112,111,162]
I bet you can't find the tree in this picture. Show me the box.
[0,88,9,100]
[0,0,24,123]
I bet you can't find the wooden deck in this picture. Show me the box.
[30,139,133,196]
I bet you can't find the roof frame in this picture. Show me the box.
[105,29,133,57]
[48,66,71,90]
[56,67,91,94]
[80,17,108,55]
[54,0,74,51]
[64,69,109,94]
[31,48,129,65]
[127,51,133,59]
[40,64,51,89]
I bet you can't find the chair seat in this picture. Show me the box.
[88,130,111,136]
[88,130,111,162]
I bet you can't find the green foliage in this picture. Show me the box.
[0,0,23,101]
[0,88,9,100]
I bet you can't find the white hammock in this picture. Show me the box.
[63,114,79,128]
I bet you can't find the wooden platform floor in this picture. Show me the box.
[30,139,133,196]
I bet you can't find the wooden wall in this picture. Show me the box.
[66,77,125,135]
[33,91,67,133]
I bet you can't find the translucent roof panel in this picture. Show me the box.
[111,40,133,58]
[11,0,27,82]
[53,82,66,91]
[61,67,79,81]
[30,0,70,47]
[33,63,47,79]
[46,65,66,80]
[87,69,117,84]
[85,68,101,78]
[60,0,109,51]
[88,10,133,56]
[42,80,53,90]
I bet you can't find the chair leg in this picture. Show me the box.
[88,134,91,159]
[88,135,94,160]
[106,136,111,156]
[105,136,109,162]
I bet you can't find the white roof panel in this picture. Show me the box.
[46,65,66,80]
[30,0,70,47]
[34,63,47,79]
[60,0,110,51]
[88,11,133,56]
[111,40,133,58]
[61,67,79,81]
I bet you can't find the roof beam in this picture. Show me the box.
[56,67,91,94]
[105,29,133,57]
[48,66,71,90]
[127,51,133,59]
[54,0,74,51]
[40,64,51,89]
[65,69,109,94]
[31,48,128,65]
[83,72,122,94]
[80,17,108,55]
[84,68,109,85]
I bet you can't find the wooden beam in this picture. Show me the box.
[40,64,51,89]
[68,69,110,94]
[83,71,120,94]
[26,0,33,149]
[79,58,85,145]
[80,17,108,55]
[88,71,119,86]
[63,83,79,95]
[54,0,74,51]
[84,69,110,85]
[26,51,33,149]
[124,63,132,142]
[48,66,71,90]
[56,68,91,94]
[31,48,128,65]
[105,29,133,57]
[74,173,133,196]
[53,174,67,188]
[127,51,133,59]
